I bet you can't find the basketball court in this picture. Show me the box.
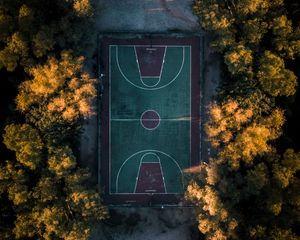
[100,37,200,205]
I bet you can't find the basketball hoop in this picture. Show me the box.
[147,35,156,53]
[146,47,157,54]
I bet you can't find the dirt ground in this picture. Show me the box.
[96,0,199,32]
[90,208,200,240]
[79,1,222,239]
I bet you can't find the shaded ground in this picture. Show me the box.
[90,208,199,240]
[96,0,198,32]
[200,36,222,162]
[79,1,222,239]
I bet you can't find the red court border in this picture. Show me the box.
[100,37,200,205]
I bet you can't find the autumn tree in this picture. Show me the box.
[224,44,253,78]
[271,16,300,60]
[15,51,97,140]
[3,124,44,170]
[1,131,108,239]
[0,46,107,238]
[193,1,234,52]
[186,148,300,239]
[0,0,97,72]
[16,51,96,118]
[205,99,285,168]
[193,0,299,98]
[0,1,107,239]
[186,99,299,239]
[190,1,300,238]
[257,51,298,97]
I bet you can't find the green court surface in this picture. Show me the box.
[108,44,192,195]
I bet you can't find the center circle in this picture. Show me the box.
[140,110,160,130]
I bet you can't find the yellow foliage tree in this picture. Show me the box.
[224,44,253,77]
[257,51,298,96]
[206,100,285,168]
[3,124,44,170]
[16,51,97,124]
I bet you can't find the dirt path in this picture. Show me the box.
[159,0,198,27]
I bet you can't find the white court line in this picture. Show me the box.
[159,47,167,80]
[116,46,185,90]
[133,158,143,193]
[146,8,165,11]
[114,192,180,195]
[134,46,141,77]
[138,46,166,88]
[110,118,191,121]
[155,47,167,87]
[134,152,160,193]
[140,109,161,131]
[139,162,161,164]
[158,157,167,193]
[109,45,193,194]
[111,45,188,47]
[145,190,156,193]
[141,76,160,78]
[134,46,163,88]
[114,150,184,195]
[140,152,161,163]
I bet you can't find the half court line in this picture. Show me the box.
[111,118,192,121]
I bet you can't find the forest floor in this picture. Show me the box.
[79,0,222,239]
